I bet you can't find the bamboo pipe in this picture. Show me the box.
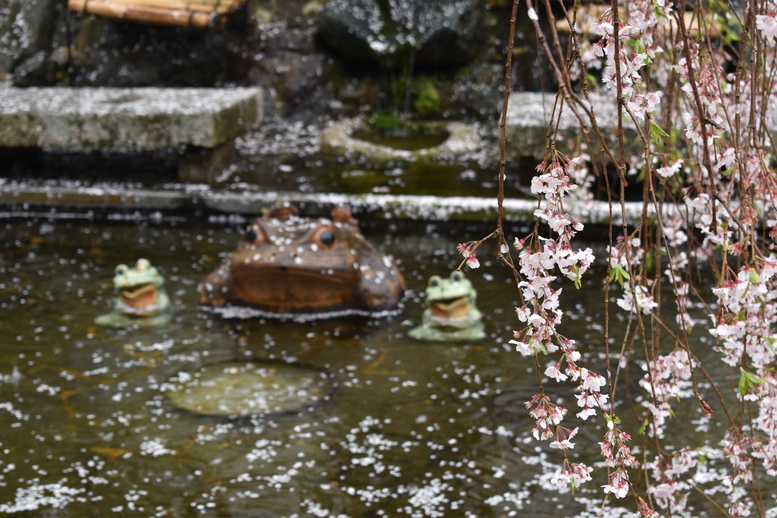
[68,0,237,14]
[92,0,236,7]
[68,0,218,27]
[68,0,227,9]
[70,0,237,14]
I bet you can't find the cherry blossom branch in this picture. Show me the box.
[465,0,777,515]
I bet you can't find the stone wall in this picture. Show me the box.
[1,0,513,122]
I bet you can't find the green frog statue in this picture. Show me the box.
[408,270,485,342]
[95,258,172,327]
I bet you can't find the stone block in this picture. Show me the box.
[0,85,262,182]
[0,85,263,149]
[504,91,637,161]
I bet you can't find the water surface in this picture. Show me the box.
[0,216,748,516]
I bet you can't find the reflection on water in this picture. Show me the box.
[0,216,739,516]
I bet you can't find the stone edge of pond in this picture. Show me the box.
[0,180,679,225]
[319,119,482,162]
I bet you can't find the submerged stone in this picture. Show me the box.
[165,361,335,416]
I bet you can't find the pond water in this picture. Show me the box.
[0,214,757,517]
[230,120,530,199]
[1,119,533,204]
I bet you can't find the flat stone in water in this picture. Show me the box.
[165,361,334,416]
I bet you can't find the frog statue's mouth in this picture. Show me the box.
[120,283,159,308]
[430,295,471,319]
[229,265,361,313]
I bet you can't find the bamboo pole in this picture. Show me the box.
[71,0,238,14]
[68,0,216,27]
[68,0,240,14]
[69,0,237,11]
[67,0,243,27]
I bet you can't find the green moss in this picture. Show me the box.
[369,113,409,133]
[413,82,441,118]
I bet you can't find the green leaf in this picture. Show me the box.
[629,38,647,55]
[573,266,582,289]
[653,4,669,19]
[608,266,631,288]
[650,121,670,139]
[738,367,767,396]
[738,370,748,396]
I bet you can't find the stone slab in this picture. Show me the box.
[0,85,263,149]
[505,91,777,161]
[504,91,634,161]
[0,180,678,226]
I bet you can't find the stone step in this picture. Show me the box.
[0,85,263,182]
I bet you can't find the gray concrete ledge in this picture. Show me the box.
[0,180,678,225]
[0,85,263,149]
[505,92,631,160]
[505,91,777,160]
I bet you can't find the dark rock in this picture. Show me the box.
[12,9,247,87]
[64,17,236,87]
[447,61,505,119]
[0,0,60,77]
[244,21,342,120]
[12,51,56,85]
[316,0,485,70]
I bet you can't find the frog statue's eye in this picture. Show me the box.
[115,264,128,276]
[311,225,337,250]
[136,258,150,271]
[428,275,442,288]
[450,271,464,282]
[245,224,265,245]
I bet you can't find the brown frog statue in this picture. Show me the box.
[199,203,405,315]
